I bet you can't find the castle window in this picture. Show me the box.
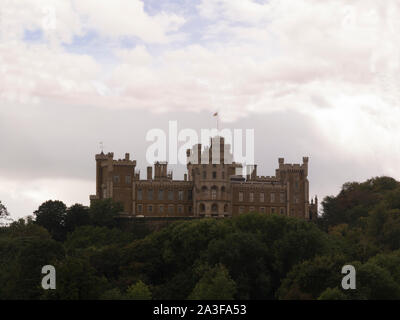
[178,205,183,214]
[221,186,226,198]
[260,193,265,202]
[249,206,255,212]
[178,190,184,200]
[113,175,120,183]
[249,192,254,202]
[168,190,174,200]
[148,205,153,213]
[137,189,142,200]
[239,192,244,202]
[137,204,142,213]
[212,171,217,179]
[294,196,299,204]
[159,205,164,213]
[168,205,174,214]
[202,171,207,179]
[189,206,192,213]
[224,204,228,213]
[271,207,276,214]
[148,189,153,200]
[202,186,208,196]
[211,186,217,200]
[239,206,244,214]
[260,207,265,213]
[125,175,131,184]
[270,193,275,203]
[188,190,193,200]
[280,193,285,203]
[280,207,285,215]
[211,203,218,213]
[158,189,164,200]
[199,203,205,213]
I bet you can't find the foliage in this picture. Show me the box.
[126,280,152,300]
[34,200,67,241]
[2,176,400,300]
[318,287,347,300]
[64,204,90,233]
[89,199,123,228]
[0,200,12,226]
[188,264,236,300]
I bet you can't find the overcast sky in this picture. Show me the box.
[1,0,400,220]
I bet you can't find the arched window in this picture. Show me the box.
[201,186,208,196]
[199,203,205,213]
[211,186,217,200]
[224,204,228,213]
[211,203,218,213]
[221,186,226,199]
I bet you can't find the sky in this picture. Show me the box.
[1,0,400,220]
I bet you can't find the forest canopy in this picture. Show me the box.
[1,176,400,300]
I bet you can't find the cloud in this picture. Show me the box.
[0,176,93,218]
[2,0,400,219]
[73,0,186,43]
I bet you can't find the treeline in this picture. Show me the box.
[1,176,400,299]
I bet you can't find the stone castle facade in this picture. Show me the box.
[90,137,318,220]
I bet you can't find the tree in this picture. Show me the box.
[100,288,124,300]
[277,255,346,300]
[354,262,400,300]
[206,231,273,299]
[34,200,67,241]
[0,200,12,227]
[126,280,152,300]
[0,221,64,299]
[318,287,347,300]
[188,264,236,300]
[45,256,108,300]
[64,204,90,234]
[89,199,123,228]
[368,250,400,284]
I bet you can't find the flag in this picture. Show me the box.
[213,112,218,116]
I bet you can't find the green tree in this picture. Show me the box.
[34,200,67,241]
[354,262,400,300]
[64,204,90,234]
[277,255,346,300]
[206,231,273,299]
[100,288,124,300]
[188,264,236,300]
[46,256,108,300]
[126,280,152,300]
[0,220,64,299]
[368,250,400,284]
[90,199,123,228]
[318,287,347,300]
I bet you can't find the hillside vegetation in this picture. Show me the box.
[1,176,400,300]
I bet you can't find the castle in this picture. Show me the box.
[90,136,318,220]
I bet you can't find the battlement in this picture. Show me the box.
[278,157,309,174]
[95,152,136,166]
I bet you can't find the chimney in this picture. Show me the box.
[147,166,152,180]
[184,173,187,181]
[125,153,130,160]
